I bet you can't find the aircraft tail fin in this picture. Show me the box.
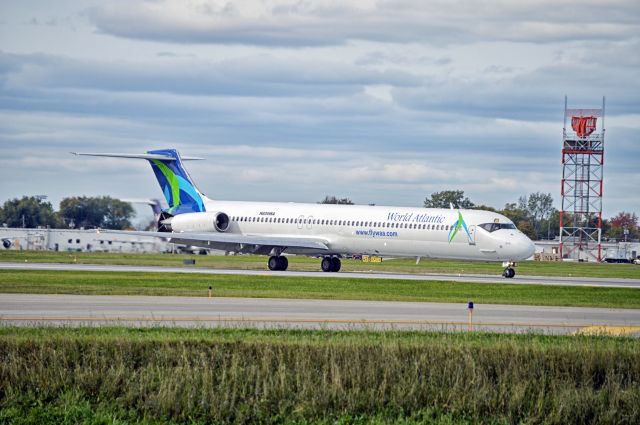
[72,148,207,215]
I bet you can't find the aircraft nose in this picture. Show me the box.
[517,234,536,260]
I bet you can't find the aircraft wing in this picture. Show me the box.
[95,229,329,251]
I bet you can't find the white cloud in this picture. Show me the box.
[363,85,393,102]
[338,162,445,183]
[88,0,640,46]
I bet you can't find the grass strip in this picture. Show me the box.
[1,327,639,424]
[3,250,640,279]
[1,269,639,308]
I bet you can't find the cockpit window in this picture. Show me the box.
[479,222,517,232]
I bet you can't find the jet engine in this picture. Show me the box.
[157,211,174,232]
[159,212,230,233]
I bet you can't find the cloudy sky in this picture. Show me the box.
[1,0,638,225]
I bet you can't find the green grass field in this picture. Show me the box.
[2,269,640,308]
[1,327,638,424]
[2,250,640,279]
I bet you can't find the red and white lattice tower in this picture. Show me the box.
[560,96,605,261]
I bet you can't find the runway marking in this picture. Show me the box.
[0,316,620,329]
[575,326,640,336]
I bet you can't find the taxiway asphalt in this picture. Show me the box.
[1,293,639,335]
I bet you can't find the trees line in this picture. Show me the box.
[2,193,637,241]
[0,196,134,230]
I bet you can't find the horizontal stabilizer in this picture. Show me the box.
[71,152,203,161]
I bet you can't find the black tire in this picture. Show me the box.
[278,256,289,271]
[508,268,516,278]
[330,257,341,272]
[321,257,332,272]
[268,256,279,271]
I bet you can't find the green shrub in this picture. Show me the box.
[1,328,639,424]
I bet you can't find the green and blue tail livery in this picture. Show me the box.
[71,148,206,215]
[146,149,205,214]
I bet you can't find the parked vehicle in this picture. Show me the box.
[603,256,631,263]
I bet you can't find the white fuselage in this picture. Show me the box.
[185,199,535,262]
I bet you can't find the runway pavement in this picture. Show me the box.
[1,293,639,335]
[1,262,640,288]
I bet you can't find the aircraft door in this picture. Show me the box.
[468,225,476,245]
[297,215,304,230]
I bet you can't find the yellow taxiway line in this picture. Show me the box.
[574,326,640,336]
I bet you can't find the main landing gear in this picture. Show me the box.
[502,261,517,278]
[321,256,341,273]
[268,255,289,271]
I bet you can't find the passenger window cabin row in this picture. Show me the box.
[228,215,452,231]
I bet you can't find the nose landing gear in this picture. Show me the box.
[502,261,517,278]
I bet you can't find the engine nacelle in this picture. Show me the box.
[163,212,230,233]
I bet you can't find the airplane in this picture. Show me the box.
[72,148,535,277]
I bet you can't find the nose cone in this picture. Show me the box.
[516,234,536,260]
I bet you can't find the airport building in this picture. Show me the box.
[535,239,639,263]
[0,227,169,253]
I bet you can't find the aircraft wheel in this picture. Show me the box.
[330,257,341,272]
[321,257,332,272]
[278,256,289,271]
[268,256,279,271]
[503,267,515,278]
[269,256,288,271]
